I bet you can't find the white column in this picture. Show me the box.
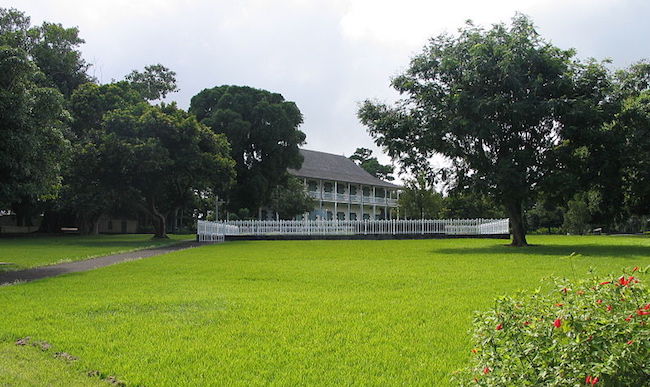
[397,190,400,220]
[334,181,338,220]
[347,183,351,220]
[384,189,388,220]
[319,179,323,219]
[360,185,364,220]
[372,186,376,220]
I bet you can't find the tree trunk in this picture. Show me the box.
[12,199,33,227]
[170,207,179,234]
[149,199,168,239]
[506,199,528,247]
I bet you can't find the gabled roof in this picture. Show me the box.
[288,149,400,189]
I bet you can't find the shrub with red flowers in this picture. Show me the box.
[458,267,649,386]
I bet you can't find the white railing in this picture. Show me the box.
[306,191,398,206]
[196,220,240,242]
[197,218,509,240]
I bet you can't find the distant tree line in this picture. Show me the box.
[359,14,650,245]
[0,8,311,237]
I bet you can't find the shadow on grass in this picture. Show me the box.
[434,244,650,259]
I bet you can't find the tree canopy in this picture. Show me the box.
[398,174,443,219]
[0,47,69,212]
[95,103,235,237]
[359,15,578,246]
[349,148,395,181]
[125,64,178,101]
[190,85,305,213]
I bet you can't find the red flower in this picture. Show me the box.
[625,314,634,322]
[471,348,478,354]
[599,281,611,285]
[596,299,603,304]
[592,376,599,385]
[638,310,650,316]
[586,376,592,384]
[553,318,562,328]
[561,287,569,294]
[618,276,635,286]
[585,376,599,385]
[523,321,530,326]
[606,305,613,312]
[496,323,503,331]
[483,367,490,374]
[632,266,639,272]
[555,303,564,307]
[644,303,650,310]
[627,340,634,345]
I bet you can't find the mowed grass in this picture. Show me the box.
[0,234,193,271]
[0,342,106,387]
[0,236,649,386]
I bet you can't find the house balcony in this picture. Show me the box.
[308,191,398,207]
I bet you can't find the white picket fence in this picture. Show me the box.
[196,220,240,242]
[197,218,509,240]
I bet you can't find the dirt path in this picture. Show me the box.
[0,241,202,286]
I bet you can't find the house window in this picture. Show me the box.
[337,184,345,194]
[362,187,370,196]
[350,186,357,195]
[336,212,345,220]
[363,213,370,220]
[350,213,357,221]
[308,180,318,191]
[376,188,385,197]
[326,211,333,220]
[323,182,333,192]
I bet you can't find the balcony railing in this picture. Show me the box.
[308,191,398,206]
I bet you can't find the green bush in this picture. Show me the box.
[529,227,563,235]
[458,268,650,386]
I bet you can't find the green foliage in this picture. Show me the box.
[124,64,178,101]
[358,14,576,246]
[349,147,394,181]
[526,200,564,233]
[563,194,593,235]
[0,8,92,97]
[0,47,69,208]
[29,22,92,97]
[98,103,235,237]
[1,236,649,385]
[616,90,650,217]
[69,81,143,136]
[458,268,650,386]
[398,174,443,219]
[190,85,305,212]
[441,190,505,219]
[267,176,315,219]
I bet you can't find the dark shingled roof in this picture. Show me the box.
[288,149,400,189]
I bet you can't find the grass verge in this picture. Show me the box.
[0,234,194,271]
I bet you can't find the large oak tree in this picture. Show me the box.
[359,15,577,246]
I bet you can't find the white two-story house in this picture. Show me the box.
[288,149,400,220]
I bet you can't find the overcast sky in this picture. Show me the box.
[5,0,650,171]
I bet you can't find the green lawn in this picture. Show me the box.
[0,235,649,386]
[0,234,193,271]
